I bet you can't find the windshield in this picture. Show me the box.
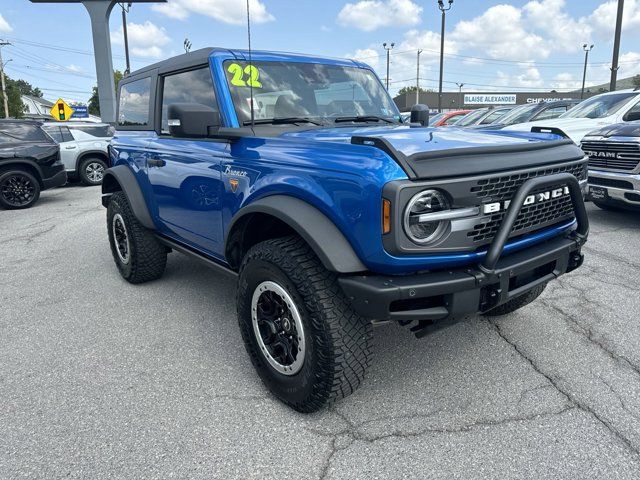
[560,92,638,119]
[495,103,539,125]
[224,60,400,125]
[455,108,488,126]
[429,112,445,124]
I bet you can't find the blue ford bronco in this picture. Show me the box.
[102,48,589,412]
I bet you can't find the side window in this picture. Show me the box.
[43,127,63,143]
[624,100,640,121]
[60,126,74,142]
[0,123,50,143]
[118,77,151,127]
[534,106,567,121]
[161,67,218,133]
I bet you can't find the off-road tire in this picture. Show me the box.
[483,283,546,317]
[107,191,167,283]
[79,157,107,186]
[237,235,373,413]
[0,167,41,210]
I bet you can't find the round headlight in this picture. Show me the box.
[404,190,450,244]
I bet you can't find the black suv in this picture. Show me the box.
[0,120,67,209]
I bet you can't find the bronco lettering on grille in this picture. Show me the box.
[482,186,570,214]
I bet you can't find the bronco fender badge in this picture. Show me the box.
[482,186,570,214]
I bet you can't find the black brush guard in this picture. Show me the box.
[339,173,589,337]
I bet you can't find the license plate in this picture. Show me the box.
[589,186,608,200]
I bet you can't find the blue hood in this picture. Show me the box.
[280,124,584,180]
[280,124,561,157]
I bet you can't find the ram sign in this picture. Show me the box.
[464,94,517,105]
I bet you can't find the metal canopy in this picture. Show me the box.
[29,0,166,123]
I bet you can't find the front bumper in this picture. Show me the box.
[339,173,589,337]
[588,169,640,207]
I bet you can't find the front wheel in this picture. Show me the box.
[237,236,373,413]
[0,169,41,209]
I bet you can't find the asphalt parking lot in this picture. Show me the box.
[2,185,640,479]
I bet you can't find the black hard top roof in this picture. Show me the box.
[123,47,218,80]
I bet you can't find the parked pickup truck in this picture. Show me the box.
[582,121,640,210]
[102,48,589,412]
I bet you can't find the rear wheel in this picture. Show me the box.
[79,157,107,186]
[237,236,373,412]
[107,191,167,283]
[0,168,41,209]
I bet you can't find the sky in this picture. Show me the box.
[1,0,640,104]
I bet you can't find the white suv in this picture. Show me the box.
[41,122,113,185]
[503,89,640,144]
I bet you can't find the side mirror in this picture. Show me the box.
[623,110,640,122]
[410,104,430,126]
[168,103,221,138]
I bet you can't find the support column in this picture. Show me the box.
[83,0,117,123]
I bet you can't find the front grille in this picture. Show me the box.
[582,141,640,171]
[467,162,586,244]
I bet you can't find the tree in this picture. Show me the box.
[88,70,123,116]
[2,75,29,118]
[633,75,640,89]
[11,78,43,98]
[397,86,432,96]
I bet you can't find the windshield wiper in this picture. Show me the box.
[242,117,323,126]
[333,115,394,124]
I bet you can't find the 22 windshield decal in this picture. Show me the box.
[227,63,263,88]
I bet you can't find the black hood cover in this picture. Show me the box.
[588,122,640,138]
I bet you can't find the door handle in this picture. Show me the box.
[65,146,77,150]
[148,158,166,167]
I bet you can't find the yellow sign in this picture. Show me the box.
[50,98,75,122]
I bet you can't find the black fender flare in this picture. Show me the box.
[101,165,155,230]
[1,158,44,184]
[226,195,367,273]
[75,149,109,173]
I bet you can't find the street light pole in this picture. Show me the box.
[121,2,132,75]
[610,0,624,92]
[456,82,464,108]
[437,0,453,113]
[581,44,594,99]
[416,49,423,105]
[0,40,10,119]
[383,42,394,91]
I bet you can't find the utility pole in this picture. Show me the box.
[581,44,594,99]
[437,0,454,113]
[0,40,10,119]
[610,0,624,92]
[456,82,464,108]
[121,2,131,75]
[383,42,394,91]
[416,49,423,105]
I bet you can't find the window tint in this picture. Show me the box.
[161,67,218,133]
[534,106,567,121]
[42,126,63,143]
[72,125,114,138]
[0,123,50,143]
[118,77,151,127]
[481,109,509,124]
[60,126,74,142]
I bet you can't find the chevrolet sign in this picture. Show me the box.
[482,186,570,214]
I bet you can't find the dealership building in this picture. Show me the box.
[393,91,598,112]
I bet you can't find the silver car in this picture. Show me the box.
[41,122,113,186]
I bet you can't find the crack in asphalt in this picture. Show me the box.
[599,376,640,424]
[0,224,56,245]
[314,403,574,480]
[488,320,640,458]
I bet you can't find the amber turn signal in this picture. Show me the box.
[382,199,391,234]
